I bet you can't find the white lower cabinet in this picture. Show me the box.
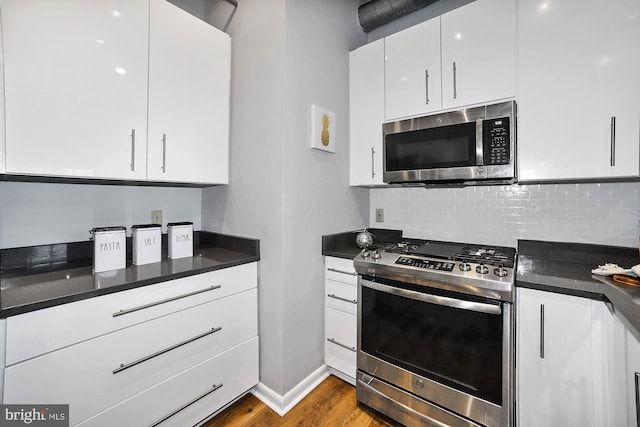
[623,320,640,427]
[77,337,259,427]
[2,263,258,426]
[516,288,606,427]
[324,257,358,383]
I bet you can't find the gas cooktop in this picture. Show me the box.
[355,238,517,301]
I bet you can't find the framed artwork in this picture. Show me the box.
[310,104,335,153]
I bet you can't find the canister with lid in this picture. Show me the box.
[91,226,126,273]
[167,222,193,259]
[132,224,162,265]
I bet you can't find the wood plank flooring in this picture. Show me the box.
[204,374,402,426]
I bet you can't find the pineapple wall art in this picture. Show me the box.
[310,104,336,153]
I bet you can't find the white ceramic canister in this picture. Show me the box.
[167,222,193,259]
[132,224,162,266]
[92,226,126,273]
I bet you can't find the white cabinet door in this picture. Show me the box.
[349,39,386,186]
[626,327,640,427]
[440,0,515,110]
[518,0,640,181]
[147,0,230,184]
[384,18,441,120]
[517,288,597,427]
[1,0,149,180]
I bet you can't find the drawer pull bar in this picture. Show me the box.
[327,294,357,304]
[327,337,356,352]
[130,129,136,171]
[113,285,221,317]
[635,372,640,427]
[327,267,357,276]
[149,382,223,427]
[113,326,222,375]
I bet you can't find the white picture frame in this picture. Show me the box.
[310,104,335,153]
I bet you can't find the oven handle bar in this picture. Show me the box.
[362,279,502,315]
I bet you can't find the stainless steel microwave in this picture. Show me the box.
[383,101,516,185]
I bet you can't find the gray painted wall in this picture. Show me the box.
[201,0,369,395]
[0,182,202,248]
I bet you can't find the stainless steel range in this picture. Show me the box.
[354,239,516,427]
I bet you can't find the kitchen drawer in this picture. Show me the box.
[325,257,357,286]
[3,288,257,426]
[325,307,356,379]
[77,337,259,427]
[5,262,257,365]
[326,280,357,315]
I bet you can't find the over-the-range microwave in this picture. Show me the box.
[383,100,516,185]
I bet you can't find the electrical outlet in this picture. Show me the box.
[151,210,162,225]
[375,208,384,223]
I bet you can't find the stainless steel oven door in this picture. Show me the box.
[357,276,513,427]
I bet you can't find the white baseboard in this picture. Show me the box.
[250,364,330,416]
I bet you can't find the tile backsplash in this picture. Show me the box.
[370,182,640,248]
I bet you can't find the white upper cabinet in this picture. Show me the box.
[147,0,230,184]
[349,39,386,186]
[518,0,640,181]
[440,0,515,109]
[2,0,149,180]
[384,18,441,121]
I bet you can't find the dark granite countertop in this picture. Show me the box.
[322,228,403,259]
[517,240,640,338]
[0,231,260,318]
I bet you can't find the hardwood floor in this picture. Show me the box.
[204,374,402,426]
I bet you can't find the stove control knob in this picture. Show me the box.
[372,250,381,260]
[494,265,509,277]
[458,262,472,272]
[361,250,371,259]
[476,263,489,274]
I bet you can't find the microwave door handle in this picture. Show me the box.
[361,279,502,315]
[476,120,484,166]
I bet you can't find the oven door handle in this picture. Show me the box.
[362,279,502,315]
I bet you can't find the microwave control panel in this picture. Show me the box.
[482,117,510,165]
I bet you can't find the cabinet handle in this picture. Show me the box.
[327,337,356,352]
[540,304,545,359]
[453,61,458,99]
[371,147,376,179]
[130,129,136,172]
[113,326,222,374]
[425,69,430,105]
[162,133,167,173]
[327,294,357,304]
[635,372,640,427]
[327,267,357,276]
[149,382,223,427]
[610,116,616,167]
[112,285,221,317]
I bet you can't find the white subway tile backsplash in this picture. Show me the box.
[370,182,640,248]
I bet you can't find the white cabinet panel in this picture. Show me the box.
[147,0,230,184]
[326,281,357,315]
[5,263,257,366]
[518,0,640,181]
[384,18,441,120]
[77,337,259,427]
[325,307,357,380]
[1,0,149,180]
[626,326,640,427]
[517,288,599,427]
[3,289,257,425]
[441,0,515,109]
[349,39,386,186]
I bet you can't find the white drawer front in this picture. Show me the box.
[325,307,356,379]
[77,337,259,427]
[3,289,257,426]
[326,280,357,315]
[325,257,357,286]
[6,262,257,365]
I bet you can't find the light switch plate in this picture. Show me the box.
[375,208,384,223]
[151,210,162,225]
